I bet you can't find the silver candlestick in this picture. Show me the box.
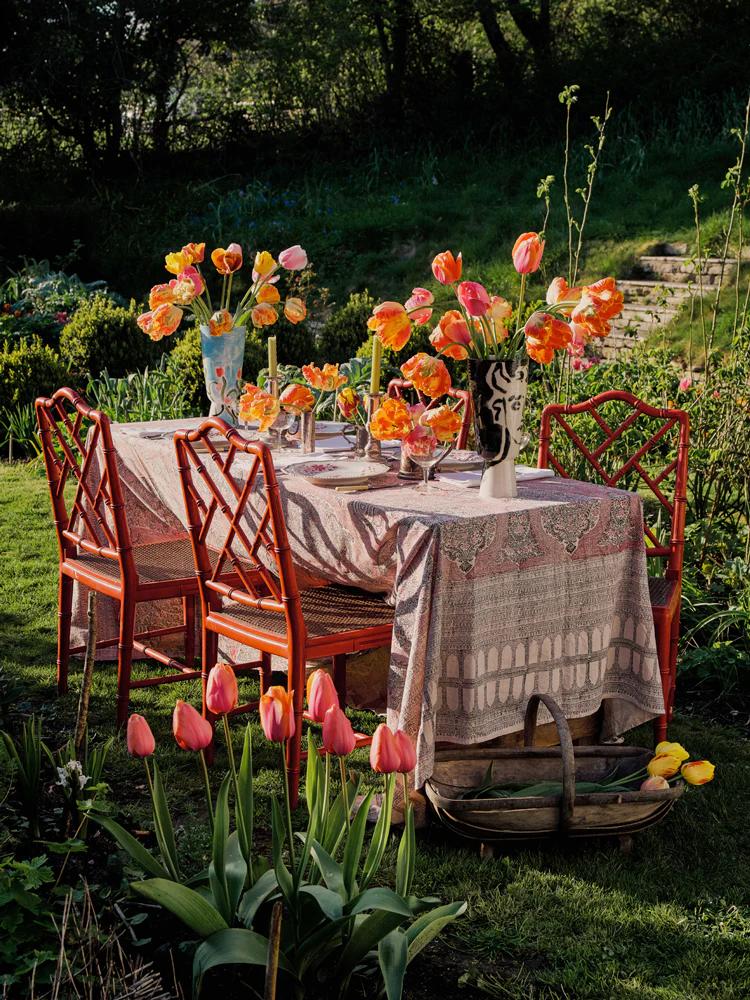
[364,393,383,461]
[300,410,316,453]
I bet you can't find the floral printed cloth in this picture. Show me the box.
[72,418,663,788]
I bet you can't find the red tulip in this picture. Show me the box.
[370,724,401,773]
[173,699,213,752]
[394,729,416,773]
[260,686,295,742]
[127,714,155,758]
[205,662,239,716]
[322,705,356,756]
[512,232,545,274]
[457,281,491,317]
[306,669,339,724]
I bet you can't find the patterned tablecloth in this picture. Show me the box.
[72,418,664,787]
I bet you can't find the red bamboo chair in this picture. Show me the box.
[174,417,394,806]
[36,388,248,727]
[537,390,689,743]
[387,378,473,449]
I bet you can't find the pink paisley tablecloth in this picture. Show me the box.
[72,418,663,787]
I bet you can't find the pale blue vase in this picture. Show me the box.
[199,325,246,425]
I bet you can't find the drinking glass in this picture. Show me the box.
[403,438,455,493]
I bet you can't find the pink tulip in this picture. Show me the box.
[127,714,155,758]
[456,281,491,317]
[394,729,416,773]
[306,669,339,723]
[370,724,401,773]
[404,287,434,326]
[259,686,295,742]
[173,700,213,752]
[678,376,693,391]
[205,662,239,715]
[279,245,308,270]
[640,775,669,791]
[512,232,545,274]
[322,705,356,756]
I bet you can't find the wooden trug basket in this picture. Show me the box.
[425,693,682,849]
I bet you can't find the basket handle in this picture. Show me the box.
[523,694,575,834]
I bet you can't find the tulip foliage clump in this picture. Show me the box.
[88,667,465,999]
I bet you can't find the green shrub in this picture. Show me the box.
[59,293,163,378]
[0,336,69,409]
[318,290,375,362]
[166,326,204,413]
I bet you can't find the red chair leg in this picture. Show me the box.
[287,650,306,809]
[332,653,347,708]
[183,596,196,669]
[260,651,271,694]
[116,596,136,729]
[668,608,681,721]
[653,614,671,744]
[57,572,73,696]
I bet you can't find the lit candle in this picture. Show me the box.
[370,335,382,396]
[268,335,277,379]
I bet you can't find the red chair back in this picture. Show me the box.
[35,388,136,580]
[386,378,473,449]
[174,418,305,641]
[538,390,689,579]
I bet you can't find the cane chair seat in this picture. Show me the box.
[216,584,394,650]
[647,575,679,614]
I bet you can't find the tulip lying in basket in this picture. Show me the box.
[425,694,715,853]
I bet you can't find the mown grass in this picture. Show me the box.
[2,459,749,998]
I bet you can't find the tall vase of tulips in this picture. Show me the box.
[366,233,625,499]
[137,241,309,424]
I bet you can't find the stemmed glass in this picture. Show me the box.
[260,410,294,449]
[403,435,455,493]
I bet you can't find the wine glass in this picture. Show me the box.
[260,409,294,450]
[403,434,455,493]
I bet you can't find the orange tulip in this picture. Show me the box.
[367,301,412,351]
[322,705,356,756]
[137,303,183,341]
[369,397,413,441]
[240,388,280,432]
[257,283,281,305]
[431,250,462,285]
[401,352,452,399]
[546,276,581,309]
[302,363,346,392]
[429,310,471,360]
[370,723,401,773]
[284,297,307,325]
[127,714,155,758]
[420,404,462,442]
[306,669,339,723]
[279,383,315,414]
[583,277,624,322]
[169,266,204,305]
[524,312,572,364]
[149,283,175,309]
[394,729,416,773]
[681,760,715,785]
[337,387,362,420]
[259,686,295,742]
[211,243,243,275]
[173,700,213,752]
[181,242,206,265]
[512,232,545,274]
[205,662,239,715]
[209,308,234,337]
[165,250,191,275]
[251,303,278,327]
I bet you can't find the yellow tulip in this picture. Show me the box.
[647,753,681,779]
[681,760,715,785]
[254,251,277,278]
[654,741,689,763]
[165,250,190,275]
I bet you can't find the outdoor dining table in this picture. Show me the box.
[71,417,664,788]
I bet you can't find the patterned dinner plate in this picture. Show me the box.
[437,449,484,472]
[288,458,391,486]
[315,420,348,438]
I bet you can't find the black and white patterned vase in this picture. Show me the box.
[468,357,529,499]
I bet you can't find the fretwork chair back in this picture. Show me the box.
[537,390,689,741]
[174,418,394,806]
[386,378,473,449]
[36,388,207,727]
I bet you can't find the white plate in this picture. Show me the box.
[437,449,484,472]
[315,420,348,438]
[288,458,391,487]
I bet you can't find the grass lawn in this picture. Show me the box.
[1,459,749,999]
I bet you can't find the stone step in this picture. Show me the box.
[637,256,735,283]
[617,279,693,304]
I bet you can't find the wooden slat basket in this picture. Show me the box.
[425,694,682,851]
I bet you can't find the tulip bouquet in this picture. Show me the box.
[367,235,624,365]
[460,740,715,801]
[88,665,464,999]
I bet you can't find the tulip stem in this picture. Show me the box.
[222,714,238,784]
[198,749,214,833]
[339,756,351,832]
[225,273,234,316]
[280,742,296,866]
[515,272,527,348]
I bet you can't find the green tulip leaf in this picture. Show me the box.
[379,929,408,1000]
[310,839,345,897]
[87,813,170,880]
[299,883,344,921]
[132,879,228,938]
[192,927,292,993]
[238,868,279,928]
[405,901,467,963]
